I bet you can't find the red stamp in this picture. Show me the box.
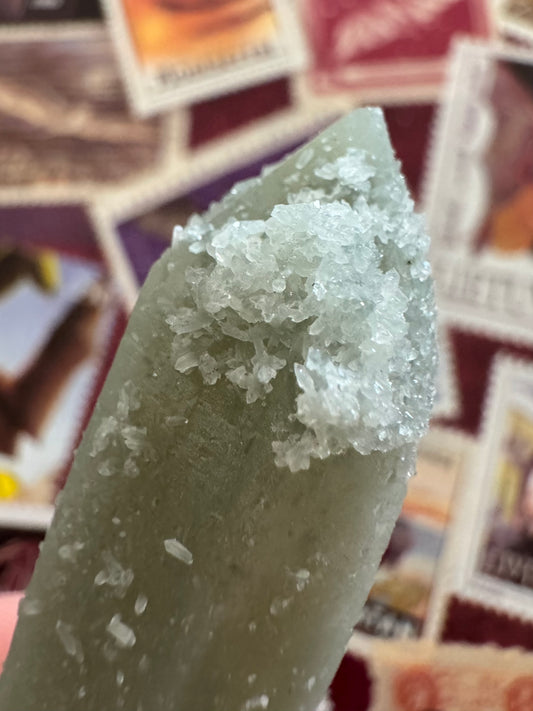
[505,676,533,711]
[393,666,439,711]
[304,0,493,101]
[370,640,533,711]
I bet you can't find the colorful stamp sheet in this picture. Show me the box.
[454,356,533,621]
[0,25,171,199]
[425,41,533,345]
[101,0,308,116]
[0,203,123,530]
[303,0,493,103]
[354,428,471,641]
[368,639,533,711]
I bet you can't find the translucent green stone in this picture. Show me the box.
[0,108,436,711]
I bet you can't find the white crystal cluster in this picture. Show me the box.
[171,143,436,472]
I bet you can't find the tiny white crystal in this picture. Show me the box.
[55,620,84,663]
[19,598,42,616]
[94,551,134,599]
[106,614,136,649]
[243,694,269,710]
[58,542,84,563]
[164,538,193,565]
[134,594,148,616]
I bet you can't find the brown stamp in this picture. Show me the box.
[0,24,172,199]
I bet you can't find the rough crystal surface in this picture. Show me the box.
[171,134,436,471]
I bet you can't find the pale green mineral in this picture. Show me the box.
[0,108,436,711]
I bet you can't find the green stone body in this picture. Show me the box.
[0,110,420,711]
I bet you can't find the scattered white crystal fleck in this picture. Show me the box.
[97,461,114,477]
[106,614,136,649]
[58,541,84,563]
[316,696,334,711]
[90,416,117,457]
[269,597,292,616]
[56,620,84,663]
[243,694,269,710]
[134,594,148,616]
[164,538,194,565]
[117,380,141,419]
[122,426,147,453]
[124,456,140,478]
[94,551,134,598]
[19,597,42,616]
[170,120,437,472]
[307,676,316,691]
[248,674,257,685]
[293,568,311,592]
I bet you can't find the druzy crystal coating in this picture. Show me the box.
[171,122,436,471]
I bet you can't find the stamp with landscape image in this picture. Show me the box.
[424,41,533,345]
[303,0,493,104]
[101,0,308,116]
[0,202,124,530]
[454,356,533,621]
[0,24,172,200]
[497,0,533,45]
[352,428,472,642]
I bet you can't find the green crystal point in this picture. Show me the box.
[0,108,436,711]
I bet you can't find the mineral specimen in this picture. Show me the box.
[0,108,436,711]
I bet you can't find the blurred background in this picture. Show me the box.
[1,0,533,709]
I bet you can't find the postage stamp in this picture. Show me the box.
[368,639,533,711]
[424,40,533,344]
[497,0,533,45]
[303,0,494,103]
[453,355,533,622]
[0,0,101,23]
[0,24,173,200]
[0,201,124,530]
[100,0,308,116]
[352,427,473,642]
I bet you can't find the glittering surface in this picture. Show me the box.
[170,111,436,470]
